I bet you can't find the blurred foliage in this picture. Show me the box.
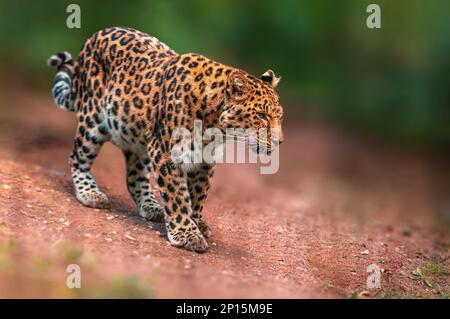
[0,0,449,147]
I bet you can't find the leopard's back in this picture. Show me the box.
[71,27,177,152]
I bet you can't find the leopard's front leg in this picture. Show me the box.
[153,157,208,253]
[187,164,215,238]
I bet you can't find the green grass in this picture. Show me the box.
[0,237,155,298]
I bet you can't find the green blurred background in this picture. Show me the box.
[0,0,449,148]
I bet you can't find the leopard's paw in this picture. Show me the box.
[168,227,208,253]
[139,202,165,222]
[76,190,109,209]
[197,220,212,238]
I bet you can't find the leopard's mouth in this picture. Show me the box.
[218,127,275,155]
[249,140,273,155]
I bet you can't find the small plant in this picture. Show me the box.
[411,267,433,288]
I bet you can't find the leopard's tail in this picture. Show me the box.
[47,51,77,112]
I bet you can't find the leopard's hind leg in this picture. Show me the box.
[124,151,165,222]
[69,122,109,208]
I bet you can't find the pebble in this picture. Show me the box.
[275,226,287,233]
[402,227,412,236]
[358,291,370,298]
[124,234,137,241]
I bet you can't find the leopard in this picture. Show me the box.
[48,27,284,253]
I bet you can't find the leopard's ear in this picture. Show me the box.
[260,69,281,88]
[227,71,248,101]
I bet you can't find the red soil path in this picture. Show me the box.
[0,88,448,298]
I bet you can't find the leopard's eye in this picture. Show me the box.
[256,112,266,119]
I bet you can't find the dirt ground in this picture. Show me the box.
[0,87,448,298]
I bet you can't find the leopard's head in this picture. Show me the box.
[219,69,284,154]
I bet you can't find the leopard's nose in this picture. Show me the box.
[271,120,284,145]
[278,132,285,144]
[273,129,284,145]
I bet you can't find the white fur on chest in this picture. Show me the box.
[179,162,203,173]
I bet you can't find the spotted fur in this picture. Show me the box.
[48,27,284,252]
[47,52,76,111]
